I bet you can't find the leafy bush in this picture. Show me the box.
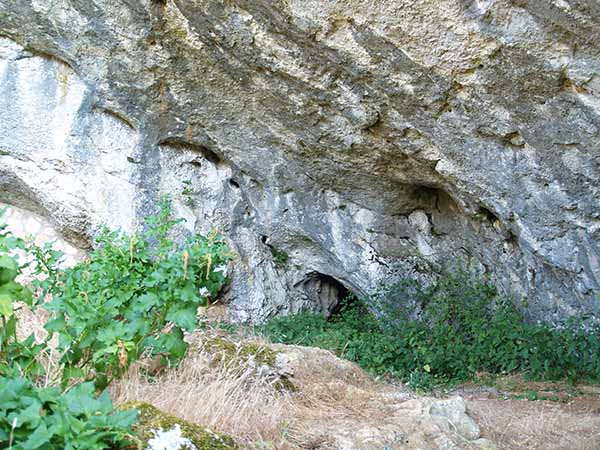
[0,211,57,380]
[43,198,232,389]
[0,199,232,448]
[0,250,42,378]
[1,210,138,449]
[0,375,136,449]
[261,269,600,390]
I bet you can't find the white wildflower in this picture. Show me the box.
[198,287,210,297]
[214,264,228,276]
[147,424,197,450]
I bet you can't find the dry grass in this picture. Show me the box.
[280,380,393,450]
[469,397,600,450]
[110,334,294,448]
[13,306,600,449]
[109,331,395,449]
[456,374,600,450]
[15,303,50,344]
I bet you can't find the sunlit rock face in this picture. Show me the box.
[0,203,85,267]
[0,0,598,323]
[0,37,138,241]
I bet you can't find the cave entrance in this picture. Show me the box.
[301,272,350,317]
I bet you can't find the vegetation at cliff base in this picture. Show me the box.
[0,199,232,449]
[0,378,137,449]
[45,198,231,390]
[261,269,600,390]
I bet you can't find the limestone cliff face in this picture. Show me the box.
[0,0,598,322]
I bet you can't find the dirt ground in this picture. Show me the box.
[455,377,600,450]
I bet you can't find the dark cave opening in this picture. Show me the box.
[301,272,351,317]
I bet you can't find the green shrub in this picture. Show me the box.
[269,246,289,266]
[0,249,41,379]
[44,197,232,389]
[0,375,137,449]
[0,210,55,380]
[0,199,232,447]
[0,210,136,449]
[260,269,600,390]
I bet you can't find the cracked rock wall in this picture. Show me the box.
[0,0,598,322]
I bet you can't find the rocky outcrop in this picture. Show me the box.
[264,343,495,449]
[0,0,598,322]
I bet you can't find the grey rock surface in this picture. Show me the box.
[267,342,491,449]
[430,397,480,441]
[0,0,598,322]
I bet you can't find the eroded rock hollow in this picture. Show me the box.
[0,0,598,322]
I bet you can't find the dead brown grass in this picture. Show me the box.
[469,397,600,450]
[109,331,397,449]
[457,374,600,450]
[109,335,294,448]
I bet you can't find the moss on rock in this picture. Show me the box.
[120,402,238,449]
[272,376,298,393]
[200,336,297,391]
[203,337,278,368]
